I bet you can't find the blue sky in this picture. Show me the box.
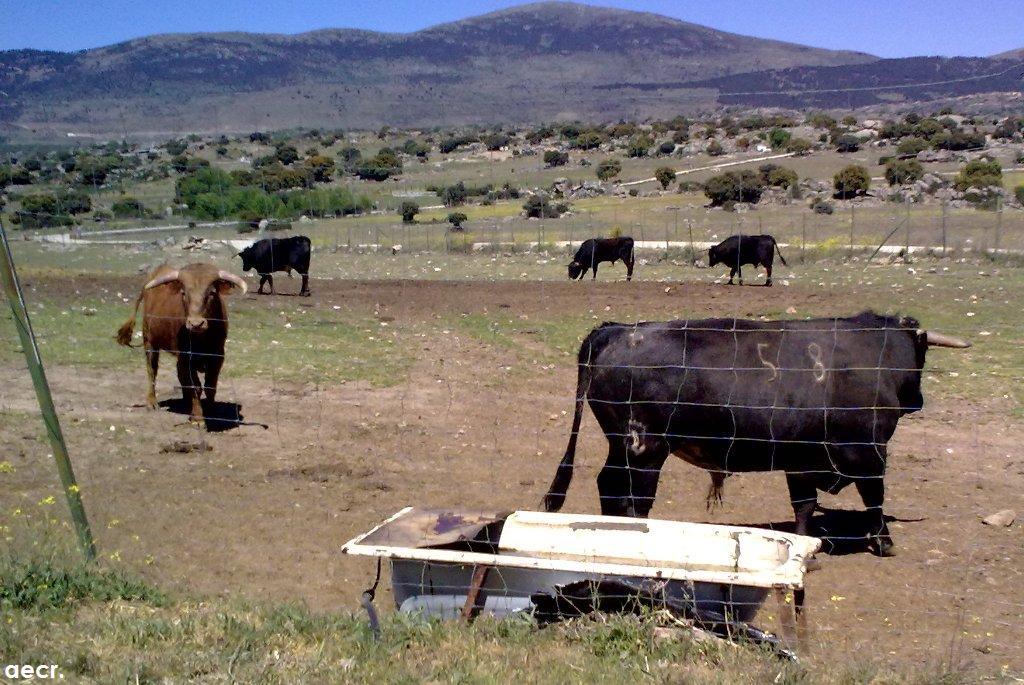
[2,1,1021,57]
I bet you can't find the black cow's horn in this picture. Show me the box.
[921,330,971,348]
[143,270,180,290]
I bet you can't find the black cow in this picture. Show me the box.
[708,234,787,286]
[568,237,635,281]
[542,312,970,556]
[236,236,312,296]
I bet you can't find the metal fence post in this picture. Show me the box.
[0,219,96,561]
[849,204,855,258]
[995,195,1003,256]
[941,200,948,256]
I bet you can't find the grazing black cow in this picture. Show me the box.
[236,236,312,296]
[708,234,787,286]
[542,311,970,556]
[568,237,635,281]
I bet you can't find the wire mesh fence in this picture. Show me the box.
[2,201,1023,676]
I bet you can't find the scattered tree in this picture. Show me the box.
[543,150,569,167]
[706,139,724,156]
[834,134,861,153]
[447,212,468,231]
[703,170,764,207]
[626,135,653,158]
[595,158,622,181]
[954,157,1002,191]
[884,159,924,186]
[833,164,870,198]
[654,166,676,190]
[399,201,419,223]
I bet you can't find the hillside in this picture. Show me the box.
[0,1,876,135]
[674,56,1024,109]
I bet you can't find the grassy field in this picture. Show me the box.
[0,522,974,684]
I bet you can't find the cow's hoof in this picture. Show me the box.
[872,538,896,557]
[804,556,823,572]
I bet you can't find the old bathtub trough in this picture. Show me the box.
[343,507,822,654]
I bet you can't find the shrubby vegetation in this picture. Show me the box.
[954,158,1002,191]
[885,159,924,186]
[833,165,870,198]
[704,170,764,207]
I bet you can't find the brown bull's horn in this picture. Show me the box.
[217,270,248,294]
[920,330,971,348]
[143,270,180,290]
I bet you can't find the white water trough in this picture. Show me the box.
[343,507,821,652]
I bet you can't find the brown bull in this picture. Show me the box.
[116,263,246,422]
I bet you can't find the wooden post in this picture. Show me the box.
[994,195,1003,256]
[801,214,807,263]
[460,564,493,621]
[904,196,911,263]
[687,219,696,264]
[0,220,96,561]
[849,204,855,258]
[941,200,948,256]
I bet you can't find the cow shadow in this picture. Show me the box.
[749,506,912,556]
[158,398,247,433]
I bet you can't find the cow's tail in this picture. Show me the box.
[542,341,595,512]
[115,291,144,347]
[772,236,788,266]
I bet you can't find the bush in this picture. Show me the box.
[884,159,924,186]
[834,134,861,153]
[1015,185,1024,205]
[954,157,1002,191]
[441,181,468,207]
[932,129,985,151]
[164,139,188,155]
[111,197,147,218]
[706,139,724,157]
[274,145,299,165]
[703,170,764,206]
[760,164,798,189]
[353,150,402,181]
[438,134,478,154]
[447,212,468,230]
[595,159,622,181]
[626,135,653,158]
[896,137,930,155]
[16,191,90,228]
[399,201,419,223]
[768,128,791,150]
[483,133,511,151]
[652,167,675,190]
[657,140,676,155]
[805,112,836,129]
[543,150,569,167]
[811,198,835,214]
[833,165,870,198]
[301,155,336,184]
[523,194,565,218]
[786,138,813,155]
[572,132,605,150]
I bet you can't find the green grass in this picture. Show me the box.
[0,522,981,684]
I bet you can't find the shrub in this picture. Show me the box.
[338,146,362,166]
[401,139,430,158]
[111,197,147,218]
[523,194,565,218]
[301,155,336,184]
[703,170,764,206]
[447,212,468,230]
[572,132,605,150]
[441,181,468,207]
[16,191,89,227]
[1015,185,1024,205]
[483,133,511,151]
[627,135,654,158]
[932,130,985,151]
[833,164,870,198]
[805,112,836,129]
[884,159,924,186]
[164,139,188,155]
[543,150,569,167]
[654,167,676,190]
[353,149,402,181]
[762,165,798,189]
[399,201,419,223]
[768,128,791,150]
[657,140,676,155]
[438,134,478,154]
[834,134,861,153]
[954,157,1002,191]
[842,115,858,126]
[706,139,724,156]
[811,198,835,214]
[595,159,622,181]
[274,145,299,165]
[896,137,930,155]
[786,138,813,155]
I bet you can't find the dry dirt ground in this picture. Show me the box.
[2,275,1022,675]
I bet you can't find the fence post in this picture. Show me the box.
[994,195,1003,256]
[904,196,911,263]
[687,219,696,264]
[801,214,807,263]
[941,200,948,256]
[0,220,96,561]
[849,204,855,259]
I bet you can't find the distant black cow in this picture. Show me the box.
[542,311,970,557]
[236,236,312,296]
[708,234,787,286]
[568,237,635,281]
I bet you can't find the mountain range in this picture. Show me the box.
[0,2,1020,136]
